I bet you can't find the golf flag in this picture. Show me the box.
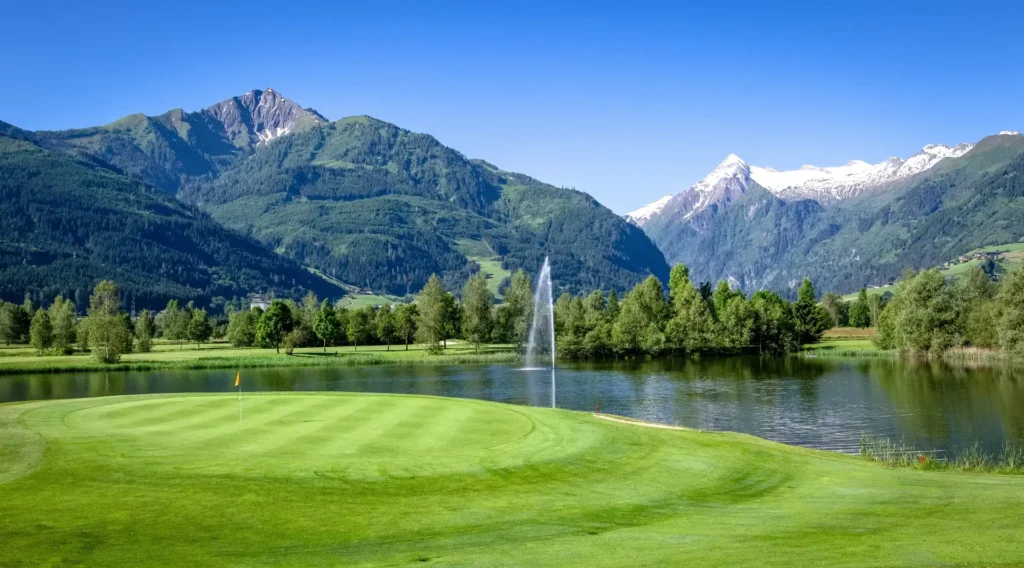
[234,372,241,387]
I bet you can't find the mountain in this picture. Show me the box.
[5,89,668,297]
[0,123,342,308]
[624,195,672,227]
[30,88,326,193]
[639,132,1024,295]
[178,114,669,295]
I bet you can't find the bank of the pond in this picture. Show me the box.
[0,342,520,376]
[2,392,1023,567]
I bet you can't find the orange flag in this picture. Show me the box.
[234,372,241,387]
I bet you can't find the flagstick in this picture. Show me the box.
[238,380,242,423]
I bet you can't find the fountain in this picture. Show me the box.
[523,257,556,408]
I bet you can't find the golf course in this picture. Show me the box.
[2,392,1023,566]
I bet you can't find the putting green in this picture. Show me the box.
[2,393,1023,566]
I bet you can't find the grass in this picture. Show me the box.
[802,337,881,357]
[860,435,1024,474]
[0,341,519,376]
[337,293,404,309]
[2,392,1024,566]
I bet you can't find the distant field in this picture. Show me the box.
[457,237,511,300]
[843,241,1024,299]
[803,337,877,352]
[823,327,876,339]
[336,293,402,309]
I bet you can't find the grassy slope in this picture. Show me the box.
[0,341,517,376]
[2,393,1023,566]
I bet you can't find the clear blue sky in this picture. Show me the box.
[3,0,1023,214]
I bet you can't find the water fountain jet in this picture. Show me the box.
[523,257,556,407]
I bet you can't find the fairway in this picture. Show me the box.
[2,394,1024,566]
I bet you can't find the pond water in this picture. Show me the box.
[2,357,1022,456]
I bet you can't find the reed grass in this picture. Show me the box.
[860,435,1024,474]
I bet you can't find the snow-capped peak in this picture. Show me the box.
[747,141,973,201]
[624,195,673,227]
[1000,130,1021,136]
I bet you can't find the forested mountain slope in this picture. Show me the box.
[0,127,342,308]
[642,133,1024,295]
[179,115,668,295]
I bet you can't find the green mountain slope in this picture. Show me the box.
[0,128,342,308]
[643,133,1024,296]
[179,115,668,294]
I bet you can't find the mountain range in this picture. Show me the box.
[632,132,1024,295]
[0,88,669,307]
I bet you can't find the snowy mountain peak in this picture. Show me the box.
[625,135,984,227]
[624,195,673,227]
[1000,130,1021,136]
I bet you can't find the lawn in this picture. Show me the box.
[2,392,1024,566]
[0,341,518,375]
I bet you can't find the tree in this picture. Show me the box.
[376,304,397,351]
[48,296,77,354]
[255,300,293,353]
[347,306,373,351]
[749,290,799,354]
[461,273,494,352]
[820,292,848,328]
[227,309,258,347]
[503,269,533,350]
[187,309,213,349]
[612,276,667,355]
[119,312,135,354]
[394,304,418,350]
[29,309,53,355]
[793,278,829,345]
[997,266,1024,355]
[313,299,340,351]
[665,265,716,353]
[0,301,15,346]
[135,309,155,353]
[849,289,872,328]
[87,281,130,363]
[162,300,190,350]
[874,270,962,353]
[416,274,448,353]
[441,293,459,349]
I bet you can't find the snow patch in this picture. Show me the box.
[624,195,673,227]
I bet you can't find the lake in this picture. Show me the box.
[2,356,1022,456]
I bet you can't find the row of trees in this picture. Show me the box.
[821,289,887,328]
[873,265,1024,355]
[8,263,839,363]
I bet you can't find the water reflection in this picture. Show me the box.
[1,357,1021,455]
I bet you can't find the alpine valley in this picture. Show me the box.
[0,88,668,308]
[631,132,1024,295]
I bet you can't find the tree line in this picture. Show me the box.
[868,265,1024,355]
[4,263,839,363]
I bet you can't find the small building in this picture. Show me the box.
[250,294,270,311]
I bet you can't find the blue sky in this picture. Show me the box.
[3,0,1023,214]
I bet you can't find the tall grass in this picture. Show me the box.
[859,435,1024,474]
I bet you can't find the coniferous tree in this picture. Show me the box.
[665,265,716,353]
[793,278,829,345]
[849,289,872,328]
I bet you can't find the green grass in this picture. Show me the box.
[337,293,403,309]
[0,341,518,376]
[2,393,1024,566]
[802,338,879,354]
